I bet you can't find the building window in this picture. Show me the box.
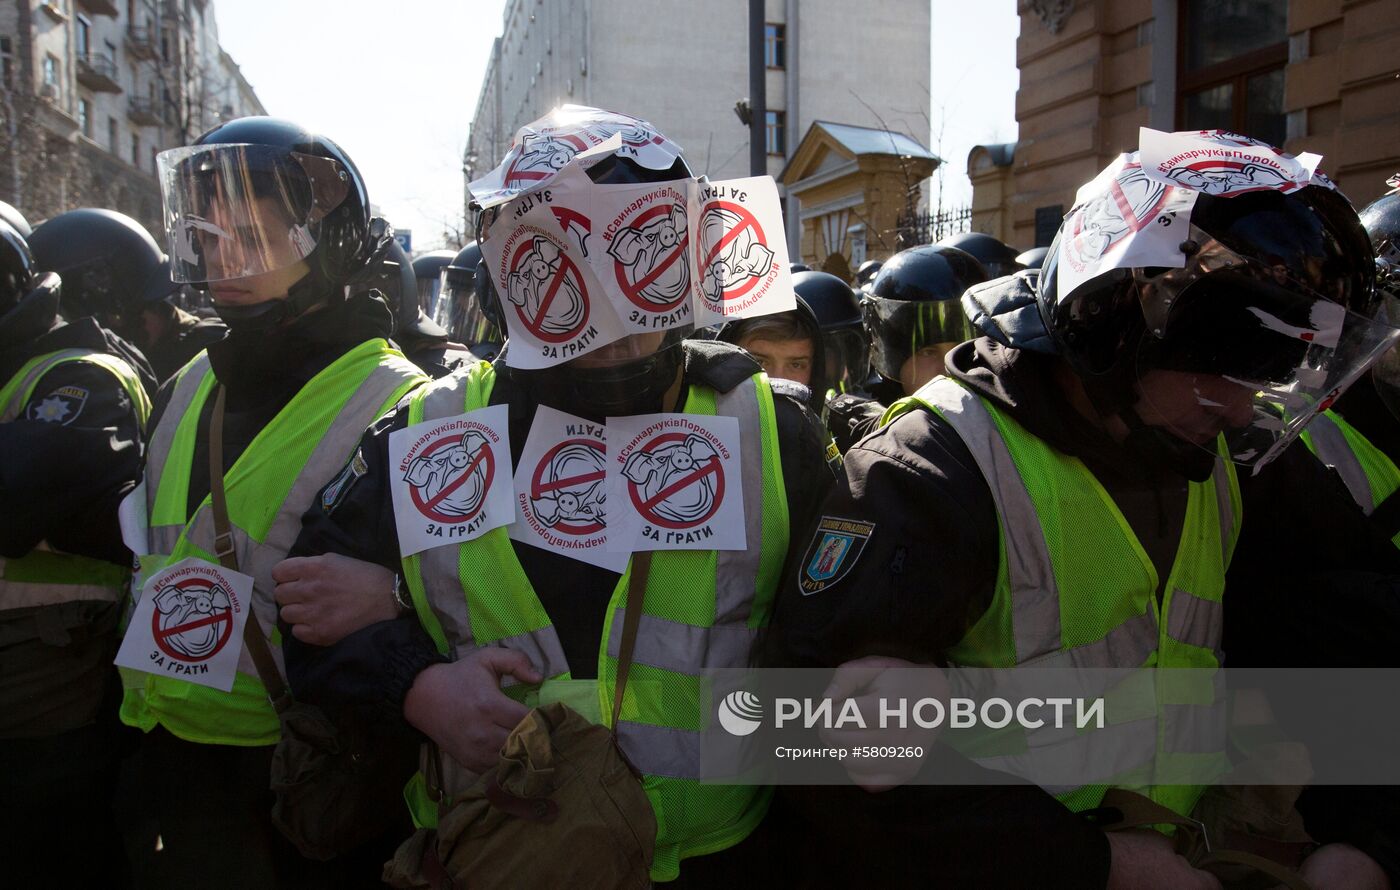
[764,23,785,69]
[1,37,13,89]
[43,54,59,87]
[131,133,140,165]
[78,98,91,136]
[1177,0,1287,146]
[109,116,118,152]
[76,15,90,58]
[765,110,786,156]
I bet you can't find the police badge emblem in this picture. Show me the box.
[800,516,875,595]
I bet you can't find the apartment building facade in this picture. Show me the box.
[464,0,931,259]
[1,0,264,236]
[972,0,1399,250]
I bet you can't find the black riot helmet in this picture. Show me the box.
[369,237,447,343]
[793,269,869,393]
[1359,175,1400,420]
[411,248,458,314]
[477,152,697,418]
[937,231,1025,279]
[854,259,883,290]
[432,243,503,360]
[0,201,31,239]
[1041,178,1395,478]
[27,208,177,333]
[1015,246,1050,270]
[156,116,386,332]
[862,244,988,392]
[0,218,62,346]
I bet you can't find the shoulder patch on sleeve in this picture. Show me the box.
[799,515,875,595]
[767,377,812,405]
[28,385,89,425]
[321,448,369,514]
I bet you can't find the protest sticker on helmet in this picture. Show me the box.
[469,105,683,209]
[691,177,795,326]
[509,406,629,571]
[606,413,746,552]
[389,405,514,556]
[479,190,627,369]
[543,166,695,334]
[1139,128,1327,198]
[1055,153,1200,304]
[114,557,253,692]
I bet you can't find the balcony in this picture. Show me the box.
[126,27,158,61]
[76,0,120,16]
[76,53,123,93]
[128,96,165,127]
[38,1,69,23]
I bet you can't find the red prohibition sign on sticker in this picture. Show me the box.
[409,432,495,524]
[508,236,591,343]
[551,206,591,236]
[615,203,690,312]
[531,438,607,536]
[627,432,726,530]
[698,201,770,303]
[152,576,234,663]
[504,133,589,189]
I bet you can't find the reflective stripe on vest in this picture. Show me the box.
[885,377,1240,817]
[119,340,427,746]
[1,349,151,609]
[401,360,788,883]
[1302,410,1400,549]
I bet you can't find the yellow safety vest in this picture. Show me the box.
[401,360,790,882]
[119,339,427,746]
[885,376,1241,818]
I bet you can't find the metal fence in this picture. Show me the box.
[895,205,973,249]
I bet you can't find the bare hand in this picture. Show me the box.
[820,655,945,792]
[273,553,398,646]
[1293,843,1391,890]
[403,647,542,774]
[1107,830,1222,890]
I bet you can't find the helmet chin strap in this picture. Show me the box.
[211,263,335,334]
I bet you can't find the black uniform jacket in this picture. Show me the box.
[283,340,835,735]
[765,336,1400,888]
[0,299,147,566]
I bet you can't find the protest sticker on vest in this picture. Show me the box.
[113,557,253,692]
[549,168,694,334]
[390,405,514,556]
[480,190,627,370]
[509,406,629,571]
[606,413,746,552]
[691,177,795,327]
[1054,152,1200,304]
[799,516,875,595]
[1138,127,1327,198]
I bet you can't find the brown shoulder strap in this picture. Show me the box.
[208,385,292,714]
[610,550,653,738]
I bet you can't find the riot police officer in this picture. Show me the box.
[0,214,151,887]
[117,116,427,888]
[429,241,504,361]
[767,135,1400,889]
[937,231,1025,279]
[825,244,987,451]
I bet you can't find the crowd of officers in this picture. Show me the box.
[2,108,1400,890]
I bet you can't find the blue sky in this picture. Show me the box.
[216,1,1019,252]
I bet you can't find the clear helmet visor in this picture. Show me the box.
[1132,225,1400,472]
[433,268,501,348]
[821,326,871,393]
[157,144,350,283]
[862,295,975,381]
